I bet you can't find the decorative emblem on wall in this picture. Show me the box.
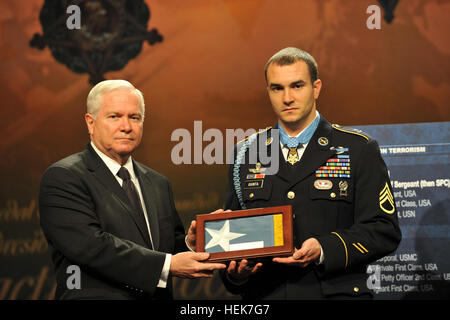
[30,0,163,85]
[377,0,399,23]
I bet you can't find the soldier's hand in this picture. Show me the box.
[186,220,197,251]
[227,259,263,283]
[170,252,226,278]
[210,209,232,214]
[272,238,322,267]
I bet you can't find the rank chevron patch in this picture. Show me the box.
[379,182,395,214]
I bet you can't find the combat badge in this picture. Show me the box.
[379,182,395,214]
[330,146,349,155]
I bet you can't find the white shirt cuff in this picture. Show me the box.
[157,254,171,288]
[316,246,325,265]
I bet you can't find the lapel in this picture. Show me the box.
[134,162,160,251]
[84,144,155,249]
[275,117,336,186]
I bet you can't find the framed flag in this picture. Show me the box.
[196,205,293,262]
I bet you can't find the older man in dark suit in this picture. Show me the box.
[39,80,225,300]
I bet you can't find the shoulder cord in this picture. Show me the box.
[232,134,258,210]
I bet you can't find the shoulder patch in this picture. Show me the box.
[332,124,371,141]
[237,126,272,145]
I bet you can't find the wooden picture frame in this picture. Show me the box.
[196,205,293,262]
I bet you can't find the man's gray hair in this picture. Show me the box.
[264,47,319,84]
[86,80,145,118]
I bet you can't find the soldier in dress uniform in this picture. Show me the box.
[221,47,402,299]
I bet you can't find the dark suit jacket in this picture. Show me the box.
[222,117,402,299]
[39,144,187,300]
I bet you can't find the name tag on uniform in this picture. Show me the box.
[244,180,264,189]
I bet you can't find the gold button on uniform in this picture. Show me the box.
[353,286,359,293]
[249,193,254,198]
[330,192,336,198]
[287,191,295,199]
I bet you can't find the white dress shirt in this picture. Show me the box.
[90,142,171,288]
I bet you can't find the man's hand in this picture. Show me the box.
[227,259,263,283]
[272,238,322,267]
[170,252,226,278]
[186,209,231,251]
[186,220,197,251]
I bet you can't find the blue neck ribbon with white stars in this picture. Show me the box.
[278,113,321,148]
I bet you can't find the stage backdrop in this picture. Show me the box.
[359,121,450,299]
[0,0,449,299]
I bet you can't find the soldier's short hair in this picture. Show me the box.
[264,47,319,84]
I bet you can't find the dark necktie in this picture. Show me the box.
[117,166,152,248]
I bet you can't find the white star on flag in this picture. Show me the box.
[205,220,246,251]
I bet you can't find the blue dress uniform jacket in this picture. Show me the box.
[222,116,401,299]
